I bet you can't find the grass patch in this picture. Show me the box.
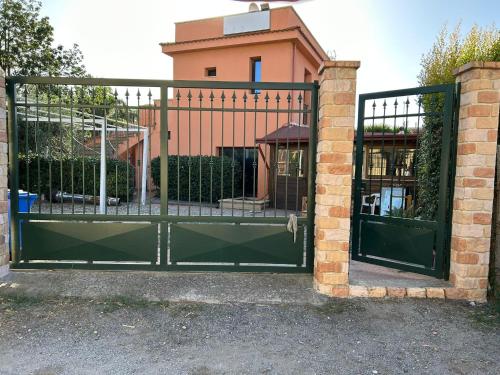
[312,299,365,316]
[0,294,48,307]
[95,295,170,313]
[167,302,206,318]
[470,303,500,329]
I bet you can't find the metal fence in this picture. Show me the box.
[351,84,459,278]
[7,77,318,272]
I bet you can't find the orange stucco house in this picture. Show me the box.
[122,6,328,205]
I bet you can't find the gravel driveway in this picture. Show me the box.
[0,295,498,375]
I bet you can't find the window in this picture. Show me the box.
[277,147,305,177]
[251,57,261,93]
[205,67,216,77]
[220,147,259,197]
[366,148,415,177]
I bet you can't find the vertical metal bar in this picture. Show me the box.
[149,90,153,216]
[389,99,398,215]
[100,91,110,215]
[263,92,269,218]
[137,89,141,216]
[114,91,119,215]
[368,102,376,213]
[242,93,247,216]
[379,101,387,213]
[48,85,53,214]
[400,98,410,205]
[209,91,214,216]
[125,90,130,215]
[59,88,64,214]
[23,87,29,212]
[80,89,86,214]
[351,95,366,260]
[188,90,192,216]
[284,92,291,214]
[160,85,169,216]
[295,93,302,214]
[175,90,180,216]
[220,92,225,216]
[35,86,41,214]
[160,86,169,266]
[231,91,236,217]
[443,83,461,279]
[305,82,319,272]
[198,91,203,216]
[252,93,258,216]
[412,98,422,210]
[69,88,74,213]
[7,80,20,264]
[274,93,280,218]
[92,88,97,214]
[435,85,455,278]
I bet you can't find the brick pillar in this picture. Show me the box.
[0,69,8,278]
[314,61,360,297]
[451,62,500,302]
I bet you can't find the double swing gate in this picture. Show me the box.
[7,77,318,272]
[352,84,459,278]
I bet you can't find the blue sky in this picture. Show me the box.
[39,0,499,95]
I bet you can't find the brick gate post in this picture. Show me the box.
[314,61,360,297]
[0,69,8,278]
[451,62,500,302]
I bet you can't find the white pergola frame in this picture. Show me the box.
[18,105,150,214]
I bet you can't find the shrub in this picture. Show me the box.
[18,155,135,201]
[364,124,404,134]
[151,155,243,203]
[417,23,499,220]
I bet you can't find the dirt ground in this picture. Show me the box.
[0,294,498,375]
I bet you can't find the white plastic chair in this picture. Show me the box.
[361,193,380,215]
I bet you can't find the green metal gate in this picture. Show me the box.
[351,84,459,278]
[7,77,318,273]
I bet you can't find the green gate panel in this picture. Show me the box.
[22,222,157,262]
[359,219,435,268]
[170,223,304,264]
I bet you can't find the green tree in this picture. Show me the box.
[416,23,499,220]
[0,0,87,76]
[419,23,499,86]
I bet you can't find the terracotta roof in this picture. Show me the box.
[256,128,419,145]
[256,123,309,144]
[160,27,300,47]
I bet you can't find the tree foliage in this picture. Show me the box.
[418,23,500,86]
[416,23,499,220]
[0,0,87,76]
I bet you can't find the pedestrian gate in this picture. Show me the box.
[7,77,318,273]
[352,84,459,278]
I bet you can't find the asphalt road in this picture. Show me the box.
[0,295,498,375]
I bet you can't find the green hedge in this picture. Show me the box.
[416,98,444,221]
[18,155,135,201]
[151,155,243,203]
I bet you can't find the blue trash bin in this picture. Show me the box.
[8,190,38,255]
